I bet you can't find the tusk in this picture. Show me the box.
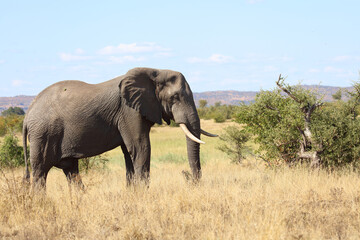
[179,124,205,144]
[201,129,218,137]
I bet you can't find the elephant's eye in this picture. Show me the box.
[170,93,180,103]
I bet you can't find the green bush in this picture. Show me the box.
[235,78,360,168]
[1,107,25,116]
[0,115,24,136]
[236,88,303,164]
[197,100,239,122]
[0,133,24,168]
[218,126,251,163]
[213,113,226,123]
[79,155,109,173]
[169,120,180,127]
[311,101,360,167]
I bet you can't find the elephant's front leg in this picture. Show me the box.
[134,139,151,184]
[61,158,85,190]
[123,135,151,185]
[121,115,152,185]
[120,108,153,185]
[120,144,135,186]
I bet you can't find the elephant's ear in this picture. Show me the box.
[119,72,163,125]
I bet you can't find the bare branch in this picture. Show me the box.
[265,104,278,111]
[276,74,302,104]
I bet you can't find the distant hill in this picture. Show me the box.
[193,85,354,106]
[0,85,354,112]
[300,85,353,102]
[0,95,34,113]
[193,90,258,106]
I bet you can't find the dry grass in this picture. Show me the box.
[1,120,360,239]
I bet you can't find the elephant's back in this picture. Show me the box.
[25,81,97,126]
[28,80,94,111]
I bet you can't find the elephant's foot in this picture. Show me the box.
[126,173,150,189]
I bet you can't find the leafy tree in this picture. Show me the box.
[236,86,303,165]
[197,102,240,122]
[1,107,25,116]
[214,102,222,107]
[332,89,342,100]
[199,99,208,108]
[236,76,360,168]
[311,83,360,167]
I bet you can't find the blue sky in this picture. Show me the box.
[0,0,359,96]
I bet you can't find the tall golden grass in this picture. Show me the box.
[1,120,360,239]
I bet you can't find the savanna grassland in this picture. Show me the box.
[1,120,360,239]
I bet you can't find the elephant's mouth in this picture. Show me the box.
[161,111,172,125]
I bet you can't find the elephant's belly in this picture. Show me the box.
[61,132,123,159]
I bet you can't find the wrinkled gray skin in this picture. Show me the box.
[23,68,203,189]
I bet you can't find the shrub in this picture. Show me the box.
[0,133,24,168]
[0,115,24,136]
[311,100,360,167]
[213,113,226,123]
[1,107,25,116]
[79,155,109,173]
[218,126,251,163]
[197,100,240,122]
[169,120,180,127]
[235,77,360,168]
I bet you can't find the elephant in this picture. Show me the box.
[22,67,217,189]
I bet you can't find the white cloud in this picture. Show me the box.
[108,55,146,64]
[209,54,234,63]
[324,66,344,73]
[98,42,170,55]
[0,60,5,64]
[332,55,360,62]
[59,53,93,61]
[187,57,203,63]
[75,48,85,55]
[309,68,321,73]
[59,44,170,63]
[12,80,26,87]
[188,54,234,64]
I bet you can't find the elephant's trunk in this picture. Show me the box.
[186,135,201,181]
[173,104,202,181]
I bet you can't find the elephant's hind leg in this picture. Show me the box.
[30,143,52,192]
[57,158,84,190]
[32,166,50,192]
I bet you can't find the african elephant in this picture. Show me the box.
[23,67,217,189]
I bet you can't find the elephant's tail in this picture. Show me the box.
[23,123,30,183]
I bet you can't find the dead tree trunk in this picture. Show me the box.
[276,75,322,167]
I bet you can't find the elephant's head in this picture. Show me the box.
[119,67,217,180]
